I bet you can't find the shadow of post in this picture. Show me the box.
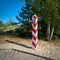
[5,40,32,49]
[12,49,55,60]
[5,40,56,60]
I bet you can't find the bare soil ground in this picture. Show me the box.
[0,36,60,60]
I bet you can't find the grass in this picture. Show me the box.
[0,35,32,44]
[49,39,60,46]
[0,35,60,47]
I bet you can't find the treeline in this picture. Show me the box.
[16,0,60,40]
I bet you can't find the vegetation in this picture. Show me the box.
[0,18,19,35]
[16,0,60,40]
[0,0,60,41]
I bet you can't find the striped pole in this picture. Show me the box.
[32,15,38,49]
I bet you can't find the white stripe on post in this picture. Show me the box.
[32,15,38,49]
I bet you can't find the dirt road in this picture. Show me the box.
[0,36,60,60]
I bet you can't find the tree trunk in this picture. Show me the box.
[46,23,50,41]
[50,27,54,40]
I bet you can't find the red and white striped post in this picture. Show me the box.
[32,15,38,49]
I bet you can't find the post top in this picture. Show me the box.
[32,15,38,19]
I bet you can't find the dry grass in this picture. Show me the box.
[0,35,31,44]
[50,40,60,47]
[0,35,60,47]
[0,35,53,46]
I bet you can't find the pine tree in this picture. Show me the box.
[16,0,33,35]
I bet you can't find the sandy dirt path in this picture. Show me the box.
[0,36,60,60]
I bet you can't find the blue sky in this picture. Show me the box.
[0,0,25,23]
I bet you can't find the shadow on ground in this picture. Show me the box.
[5,40,55,60]
[5,40,32,49]
[12,49,55,60]
[0,49,55,60]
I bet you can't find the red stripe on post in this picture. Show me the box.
[32,27,38,33]
[32,42,38,48]
[32,34,38,41]
[34,22,38,27]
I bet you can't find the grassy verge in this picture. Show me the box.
[49,39,60,46]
